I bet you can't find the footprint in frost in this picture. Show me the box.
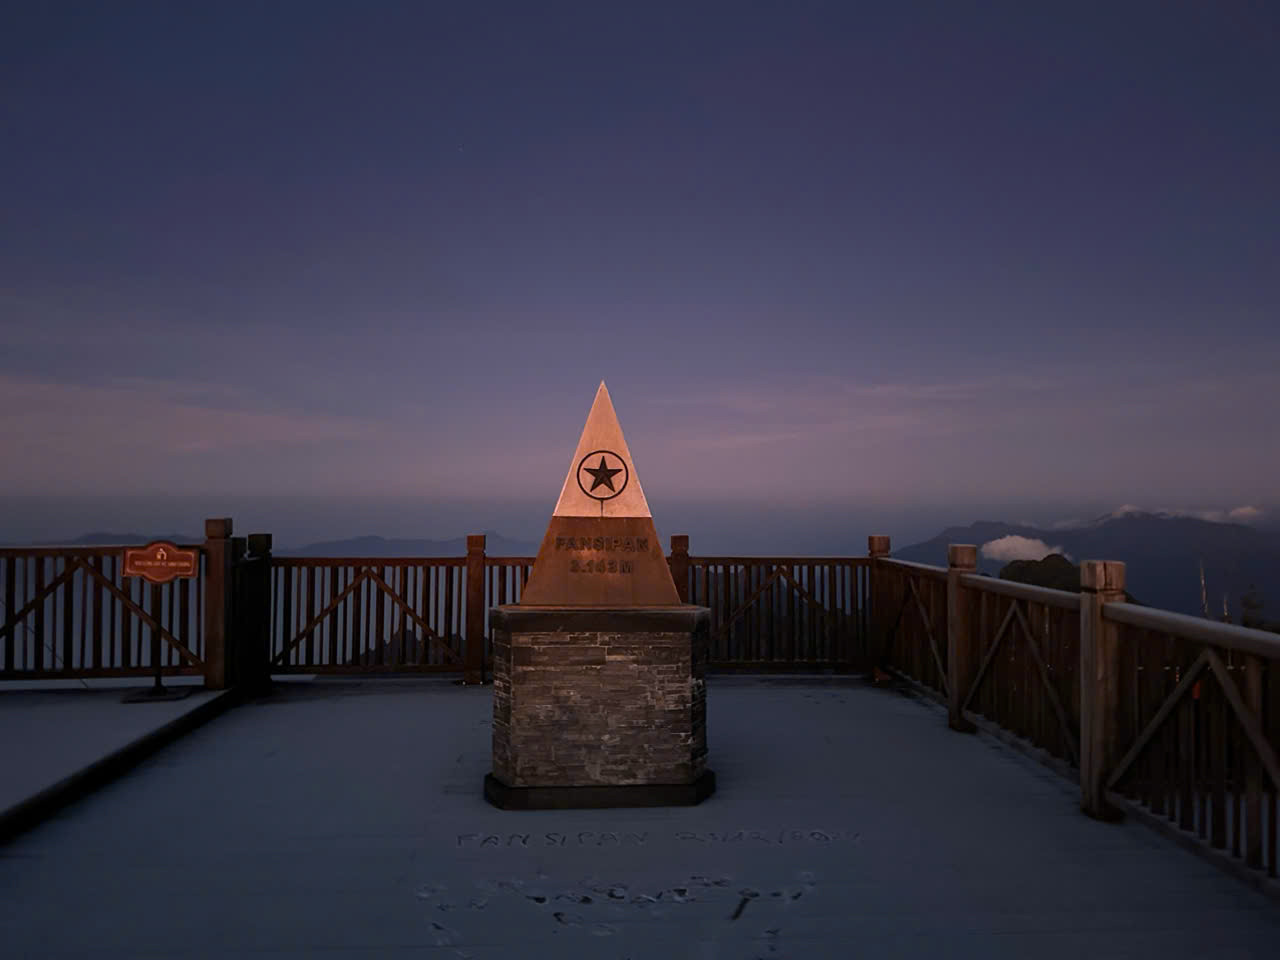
[429,921,458,947]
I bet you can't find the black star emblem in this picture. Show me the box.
[583,455,622,493]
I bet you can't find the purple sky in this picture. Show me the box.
[3,3,1277,546]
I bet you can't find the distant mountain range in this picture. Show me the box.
[895,511,1280,619]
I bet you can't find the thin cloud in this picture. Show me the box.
[981,536,1072,563]
[1228,506,1265,523]
[1168,505,1267,525]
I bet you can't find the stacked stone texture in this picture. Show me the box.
[491,628,707,787]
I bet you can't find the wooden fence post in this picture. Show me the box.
[228,537,246,685]
[867,535,891,669]
[464,534,487,685]
[947,544,978,733]
[669,535,690,604]
[202,518,233,690]
[241,533,273,695]
[1080,559,1126,821]
[1245,652,1263,869]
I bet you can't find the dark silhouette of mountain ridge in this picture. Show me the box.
[998,553,1142,604]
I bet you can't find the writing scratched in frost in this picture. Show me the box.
[456,829,859,848]
[458,832,648,848]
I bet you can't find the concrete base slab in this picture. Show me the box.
[483,770,716,810]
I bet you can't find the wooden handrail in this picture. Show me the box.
[688,556,871,566]
[272,556,466,567]
[1103,601,1280,659]
[877,558,947,578]
[959,573,1081,610]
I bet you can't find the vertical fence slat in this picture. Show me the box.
[177,574,190,674]
[749,563,760,662]
[33,558,44,673]
[145,582,158,671]
[1264,660,1274,880]
[3,558,14,674]
[1212,669,1228,850]
[429,565,439,666]
[78,560,90,670]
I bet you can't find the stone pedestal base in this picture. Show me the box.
[486,605,712,809]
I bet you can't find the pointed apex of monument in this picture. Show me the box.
[519,384,679,606]
[550,383,652,518]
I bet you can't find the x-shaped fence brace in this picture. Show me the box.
[0,557,202,669]
[906,577,949,699]
[273,566,462,667]
[882,574,1078,762]
[957,596,1079,765]
[712,565,839,654]
[1106,645,1280,795]
[879,575,950,698]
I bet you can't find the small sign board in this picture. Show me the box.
[123,541,199,583]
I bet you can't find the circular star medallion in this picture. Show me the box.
[576,449,629,502]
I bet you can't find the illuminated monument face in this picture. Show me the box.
[484,382,714,809]
[517,382,681,607]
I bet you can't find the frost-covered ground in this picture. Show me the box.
[2,676,1278,958]
[0,678,215,813]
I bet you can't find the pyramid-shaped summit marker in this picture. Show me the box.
[549,381,652,519]
[518,382,680,606]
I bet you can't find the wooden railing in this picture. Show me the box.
[1101,603,1280,879]
[265,536,869,679]
[0,545,209,682]
[3,520,872,684]
[870,538,1280,887]
[269,556,469,674]
[678,553,870,670]
[961,574,1081,767]
[0,519,250,688]
[482,557,533,664]
[266,543,536,682]
[875,558,949,695]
